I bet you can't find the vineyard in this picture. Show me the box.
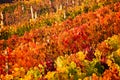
[0,0,120,80]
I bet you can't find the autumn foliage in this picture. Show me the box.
[1,0,120,80]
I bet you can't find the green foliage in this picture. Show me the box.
[105,35,120,50]
[84,59,105,76]
[0,30,10,40]
[113,53,120,66]
[43,18,53,26]
[85,60,97,76]
[15,25,32,36]
[26,67,41,80]
[39,6,50,15]
[95,62,105,75]
[3,5,17,13]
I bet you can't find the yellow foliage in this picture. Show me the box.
[5,75,13,80]
[76,51,85,61]
[106,59,112,67]
[116,49,120,56]
[45,71,56,80]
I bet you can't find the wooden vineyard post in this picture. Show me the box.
[66,0,69,4]
[89,76,92,80]
[56,4,59,12]
[30,6,34,19]
[78,0,81,5]
[5,50,8,74]
[35,11,37,19]
[77,0,80,6]
[22,4,24,12]
[66,0,69,8]
[30,6,38,22]
[59,4,63,10]
[49,0,52,7]
[0,12,4,29]
[72,0,75,6]
[64,11,66,19]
